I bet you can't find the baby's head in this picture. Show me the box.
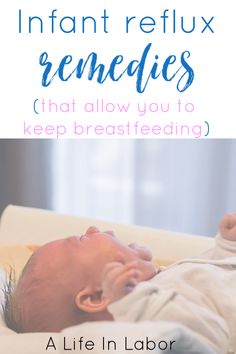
[4,227,156,332]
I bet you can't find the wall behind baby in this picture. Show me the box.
[52,139,236,236]
[1,139,236,236]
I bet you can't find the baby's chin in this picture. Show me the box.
[129,243,153,261]
[139,260,158,282]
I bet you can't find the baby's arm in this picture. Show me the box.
[102,260,141,303]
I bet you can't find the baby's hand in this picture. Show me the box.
[102,260,141,303]
[219,213,236,241]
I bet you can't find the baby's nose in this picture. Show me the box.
[85,226,100,234]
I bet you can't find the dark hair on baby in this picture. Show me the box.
[1,253,37,333]
[1,267,21,333]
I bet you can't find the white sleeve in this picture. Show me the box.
[200,233,236,260]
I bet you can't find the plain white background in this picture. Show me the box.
[1,0,235,137]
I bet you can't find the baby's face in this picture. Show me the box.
[62,226,157,287]
[15,227,157,332]
[34,226,157,292]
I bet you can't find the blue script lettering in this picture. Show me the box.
[39,43,194,93]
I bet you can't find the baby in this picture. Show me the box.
[3,214,236,353]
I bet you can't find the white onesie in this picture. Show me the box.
[108,235,236,354]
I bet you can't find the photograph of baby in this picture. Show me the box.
[0,139,236,354]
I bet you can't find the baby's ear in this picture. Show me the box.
[75,286,110,313]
